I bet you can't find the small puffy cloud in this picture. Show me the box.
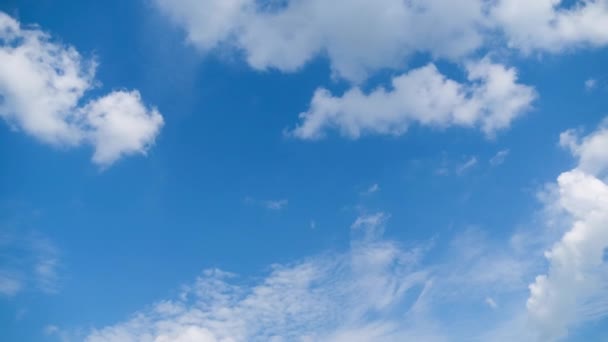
[491,0,608,53]
[289,59,535,140]
[485,297,498,309]
[0,12,163,167]
[490,149,510,166]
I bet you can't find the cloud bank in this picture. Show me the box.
[155,0,608,81]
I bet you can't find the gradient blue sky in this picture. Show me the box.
[1,1,608,341]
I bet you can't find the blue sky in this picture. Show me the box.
[1,0,608,341]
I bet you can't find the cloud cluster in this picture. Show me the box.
[290,59,536,139]
[156,0,608,81]
[155,0,486,82]
[153,1,608,140]
[0,12,163,167]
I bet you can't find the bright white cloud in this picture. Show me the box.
[559,119,608,176]
[155,0,486,81]
[526,119,608,340]
[491,0,608,53]
[0,12,163,167]
[289,59,535,139]
[156,0,608,82]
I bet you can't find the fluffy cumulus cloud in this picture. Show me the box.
[526,119,608,340]
[559,119,608,176]
[155,0,608,81]
[155,0,486,81]
[289,59,536,139]
[0,12,163,167]
[491,0,608,53]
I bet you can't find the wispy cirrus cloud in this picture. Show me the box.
[490,149,510,166]
[0,230,61,297]
[245,197,289,211]
[75,211,545,342]
[74,118,608,341]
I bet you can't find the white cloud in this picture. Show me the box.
[79,143,608,341]
[289,58,535,140]
[491,0,608,53]
[0,12,163,167]
[490,149,510,166]
[155,0,486,82]
[559,119,608,176]
[85,215,437,342]
[80,213,546,342]
[526,119,608,340]
[155,0,608,82]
